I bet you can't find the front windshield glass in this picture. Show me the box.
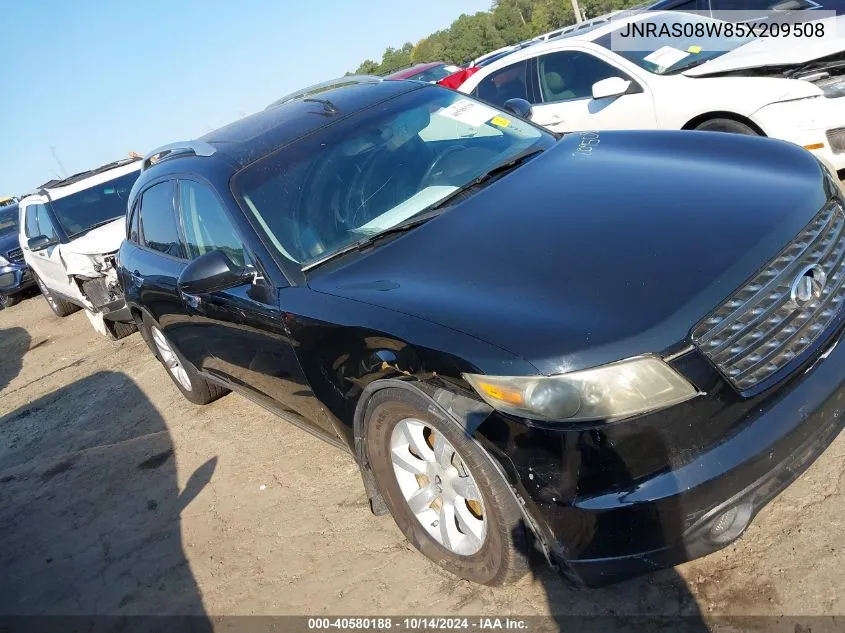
[595,13,753,75]
[50,170,140,238]
[0,205,18,237]
[235,87,553,267]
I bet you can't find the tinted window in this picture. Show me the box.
[49,170,140,238]
[128,201,140,243]
[474,60,529,107]
[140,182,183,258]
[409,64,459,83]
[538,51,622,102]
[178,180,245,267]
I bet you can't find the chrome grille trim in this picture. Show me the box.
[827,127,845,155]
[6,247,23,263]
[693,201,845,391]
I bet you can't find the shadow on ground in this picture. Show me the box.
[0,369,214,631]
[0,326,30,391]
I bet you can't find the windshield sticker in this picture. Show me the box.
[438,99,500,127]
[490,116,510,128]
[643,46,690,69]
[687,45,702,54]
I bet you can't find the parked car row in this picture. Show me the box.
[5,10,845,593]
[458,10,845,175]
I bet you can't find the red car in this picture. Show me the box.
[437,47,526,90]
[383,62,461,83]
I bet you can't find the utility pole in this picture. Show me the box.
[571,0,584,22]
[49,146,68,178]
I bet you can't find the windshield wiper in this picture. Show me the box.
[302,213,439,272]
[663,58,711,75]
[425,146,546,213]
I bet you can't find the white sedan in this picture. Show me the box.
[458,10,845,173]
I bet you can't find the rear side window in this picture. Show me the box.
[473,60,530,107]
[177,180,246,267]
[139,182,183,258]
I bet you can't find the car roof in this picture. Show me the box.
[197,79,425,169]
[266,75,383,109]
[383,62,446,79]
[27,159,142,202]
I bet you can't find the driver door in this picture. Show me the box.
[528,49,657,133]
[23,202,80,300]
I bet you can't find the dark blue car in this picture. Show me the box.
[0,203,36,308]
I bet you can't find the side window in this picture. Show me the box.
[128,201,140,243]
[177,180,246,268]
[474,60,529,107]
[538,51,623,103]
[139,182,183,258]
[24,204,39,238]
[36,205,58,241]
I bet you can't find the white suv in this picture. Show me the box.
[18,158,141,338]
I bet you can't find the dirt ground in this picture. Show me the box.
[1,292,845,628]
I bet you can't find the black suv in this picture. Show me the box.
[119,79,845,587]
[0,202,36,308]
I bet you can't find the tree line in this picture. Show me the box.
[350,0,644,75]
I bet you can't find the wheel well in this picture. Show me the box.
[682,112,766,136]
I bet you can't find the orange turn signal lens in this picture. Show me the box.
[476,381,524,405]
[804,143,824,150]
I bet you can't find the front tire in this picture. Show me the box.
[140,313,228,405]
[694,118,759,135]
[35,276,80,317]
[366,388,529,586]
[0,293,20,309]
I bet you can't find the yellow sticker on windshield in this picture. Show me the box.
[687,45,702,54]
[490,116,510,128]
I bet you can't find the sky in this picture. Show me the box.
[0,0,491,196]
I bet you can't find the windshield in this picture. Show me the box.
[0,205,18,237]
[235,87,552,267]
[49,170,140,238]
[595,14,753,75]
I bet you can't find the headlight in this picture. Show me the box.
[0,254,8,266]
[816,76,845,99]
[463,356,698,423]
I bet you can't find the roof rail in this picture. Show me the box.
[143,140,217,170]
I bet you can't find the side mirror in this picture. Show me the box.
[592,77,632,100]
[27,235,58,252]
[503,98,533,119]
[177,250,253,295]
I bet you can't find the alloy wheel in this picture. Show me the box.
[151,326,192,391]
[390,418,487,556]
[37,279,59,311]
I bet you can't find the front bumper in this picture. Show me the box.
[478,319,845,587]
[753,96,845,173]
[0,264,36,295]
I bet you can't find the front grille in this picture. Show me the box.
[827,127,845,155]
[693,201,845,391]
[6,247,23,263]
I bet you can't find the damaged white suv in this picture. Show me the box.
[18,158,141,338]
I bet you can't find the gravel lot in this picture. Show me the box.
[2,289,845,629]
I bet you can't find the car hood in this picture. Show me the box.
[62,218,125,256]
[309,131,832,376]
[684,15,845,77]
[0,231,21,255]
